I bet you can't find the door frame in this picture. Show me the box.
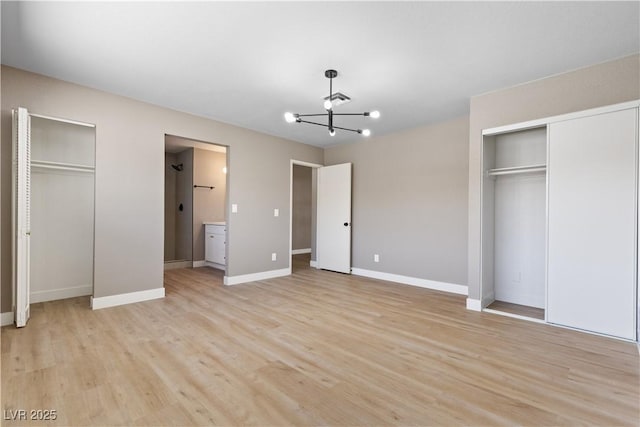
[289,160,322,273]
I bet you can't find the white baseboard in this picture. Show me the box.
[351,268,468,296]
[192,260,206,268]
[483,308,545,324]
[1,312,14,326]
[164,260,192,270]
[31,285,92,304]
[466,298,482,311]
[482,291,495,309]
[205,261,226,271]
[310,260,318,268]
[91,287,165,310]
[291,248,312,255]
[224,268,290,286]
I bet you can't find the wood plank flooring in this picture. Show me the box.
[2,254,638,426]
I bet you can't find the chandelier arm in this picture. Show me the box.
[296,113,329,117]
[297,120,361,134]
[331,125,362,134]
[297,119,331,128]
[331,113,370,116]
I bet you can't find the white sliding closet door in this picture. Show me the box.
[547,108,637,340]
[12,107,31,327]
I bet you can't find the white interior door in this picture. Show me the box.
[317,163,352,273]
[547,108,637,340]
[12,107,31,327]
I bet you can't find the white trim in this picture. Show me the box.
[31,285,92,304]
[483,308,546,324]
[310,260,318,268]
[164,260,192,270]
[1,312,14,326]
[291,248,311,255]
[466,298,482,311]
[192,260,206,268]
[482,291,496,309]
[483,100,640,136]
[205,261,225,271]
[351,268,468,295]
[224,268,290,286]
[91,287,165,310]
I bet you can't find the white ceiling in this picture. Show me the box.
[2,1,638,147]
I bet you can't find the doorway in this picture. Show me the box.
[164,135,228,272]
[290,162,317,272]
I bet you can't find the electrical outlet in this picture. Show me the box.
[274,208,279,217]
[374,254,379,263]
[272,252,277,261]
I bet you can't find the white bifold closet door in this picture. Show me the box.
[12,107,31,327]
[547,108,637,340]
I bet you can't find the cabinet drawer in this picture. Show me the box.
[205,224,226,235]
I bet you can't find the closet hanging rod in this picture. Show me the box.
[194,185,214,190]
[29,112,95,128]
[31,160,95,173]
[486,164,546,177]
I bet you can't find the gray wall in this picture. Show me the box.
[1,66,323,311]
[324,115,469,286]
[467,54,640,301]
[193,148,227,261]
[292,164,312,251]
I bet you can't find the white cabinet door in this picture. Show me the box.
[547,108,637,340]
[205,233,225,265]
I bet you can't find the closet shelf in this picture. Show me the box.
[486,164,546,177]
[31,160,95,173]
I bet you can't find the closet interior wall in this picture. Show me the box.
[30,116,95,303]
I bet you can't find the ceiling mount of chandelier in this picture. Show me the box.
[284,69,380,137]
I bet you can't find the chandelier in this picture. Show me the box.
[284,69,380,137]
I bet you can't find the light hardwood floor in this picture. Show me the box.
[2,254,639,426]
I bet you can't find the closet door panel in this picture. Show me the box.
[547,108,637,340]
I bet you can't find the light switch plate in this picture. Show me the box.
[232,204,238,213]
[274,208,279,217]
[271,252,277,261]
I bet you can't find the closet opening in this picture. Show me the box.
[164,135,228,273]
[481,126,547,322]
[30,114,96,303]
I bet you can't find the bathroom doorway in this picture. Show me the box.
[164,135,228,271]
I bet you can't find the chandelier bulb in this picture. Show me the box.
[324,100,333,110]
[329,128,336,136]
[369,110,380,119]
[284,112,297,123]
[361,129,371,137]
